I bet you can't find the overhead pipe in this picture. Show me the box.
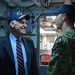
[64,0,72,5]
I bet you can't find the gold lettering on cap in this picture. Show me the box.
[17,11,22,15]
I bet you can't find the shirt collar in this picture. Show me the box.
[9,33,22,42]
[9,33,17,42]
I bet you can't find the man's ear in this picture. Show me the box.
[62,14,67,20]
[10,21,15,28]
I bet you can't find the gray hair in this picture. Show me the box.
[11,20,17,24]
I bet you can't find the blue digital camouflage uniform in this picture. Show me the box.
[47,28,75,75]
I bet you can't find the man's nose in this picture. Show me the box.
[24,23,27,27]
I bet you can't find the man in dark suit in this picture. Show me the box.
[0,10,39,75]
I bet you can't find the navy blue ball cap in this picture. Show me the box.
[50,4,75,15]
[8,10,30,23]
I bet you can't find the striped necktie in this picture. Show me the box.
[16,39,25,75]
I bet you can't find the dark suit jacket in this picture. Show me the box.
[0,35,38,75]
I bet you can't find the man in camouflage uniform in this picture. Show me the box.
[46,4,75,75]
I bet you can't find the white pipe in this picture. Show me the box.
[64,0,72,5]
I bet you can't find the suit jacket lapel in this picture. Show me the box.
[3,36,15,65]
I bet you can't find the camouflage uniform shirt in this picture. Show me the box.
[47,28,75,75]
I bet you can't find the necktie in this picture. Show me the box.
[16,39,25,75]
